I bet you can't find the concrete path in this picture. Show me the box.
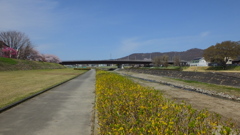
[0,69,96,135]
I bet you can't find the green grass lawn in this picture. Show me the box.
[0,57,18,65]
[0,68,87,108]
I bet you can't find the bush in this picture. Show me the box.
[73,68,91,70]
[207,65,240,71]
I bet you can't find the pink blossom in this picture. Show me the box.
[42,54,61,63]
[2,46,17,58]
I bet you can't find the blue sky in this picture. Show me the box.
[0,0,240,60]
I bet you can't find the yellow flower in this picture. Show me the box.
[196,116,201,120]
[96,71,238,135]
[160,121,167,125]
[161,105,168,110]
[118,127,124,131]
[201,130,206,134]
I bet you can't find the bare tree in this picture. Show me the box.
[0,31,33,59]
[18,44,33,60]
[162,55,169,67]
[173,56,181,66]
[152,56,162,67]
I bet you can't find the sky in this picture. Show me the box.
[0,0,240,61]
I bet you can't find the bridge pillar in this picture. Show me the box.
[117,64,124,69]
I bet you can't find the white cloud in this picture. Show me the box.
[116,32,211,57]
[0,0,59,31]
[200,31,210,37]
[119,37,141,52]
[0,0,62,53]
[118,36,192,53]
[118,37,161,53]
[35,43,53,52]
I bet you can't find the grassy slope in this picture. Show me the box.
[183,66,240,72]
[0,57,88,108]
[0,57,65,71]
[0,69,87,108]
[137,66,240,72]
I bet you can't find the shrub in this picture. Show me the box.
[73,68,91,70]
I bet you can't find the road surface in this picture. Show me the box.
[0,69,96,135]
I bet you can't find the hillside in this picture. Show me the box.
[118,48,204,61]
[0,57,65,71]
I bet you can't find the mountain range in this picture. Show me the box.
[117,48,204,61]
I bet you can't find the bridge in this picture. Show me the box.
[59,60,188,68]
[59,60,154,68]
[59,60,153,65]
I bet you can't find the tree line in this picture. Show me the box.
[153,55,181,67]
[152,40,240,68]
[0,30,60,63]
[203,40,240,68]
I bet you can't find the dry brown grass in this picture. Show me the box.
[183,66,240,72]
[183,66,210,72]
[0,69,87,108]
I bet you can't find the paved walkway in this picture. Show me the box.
[0,69,96,135]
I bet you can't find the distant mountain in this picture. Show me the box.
[117,48,204,61]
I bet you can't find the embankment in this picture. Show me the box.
[123,68,240,87]
[0,57,65,71]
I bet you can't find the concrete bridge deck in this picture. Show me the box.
[59,60,153,65]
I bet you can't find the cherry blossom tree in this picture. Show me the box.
[0,31,33,59]
[27,49,45,61]
[42,54,61,63]
[2,46,18,58]
[0,30,61,63]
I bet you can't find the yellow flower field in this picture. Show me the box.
[96,71,239,135]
